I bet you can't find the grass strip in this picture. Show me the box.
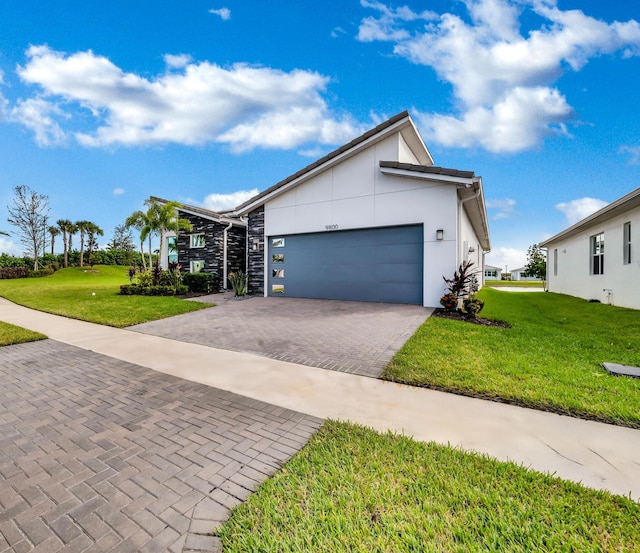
[0,321,46,346]
[383,289,640,427]
[218,421,639,552]
[0,265,208,327]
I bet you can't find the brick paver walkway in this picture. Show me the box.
[0,340,322,552]
[130,297,431,377]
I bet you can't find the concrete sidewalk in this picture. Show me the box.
[2,298,639,500]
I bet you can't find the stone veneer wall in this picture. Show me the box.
[247,206,265,295]
[177,211,246,291]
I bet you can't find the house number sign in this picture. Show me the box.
[325,224,339,230]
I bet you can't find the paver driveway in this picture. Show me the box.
[129,297,431,378]
[0,340,322,553]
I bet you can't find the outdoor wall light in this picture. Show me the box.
[436,229,444,241]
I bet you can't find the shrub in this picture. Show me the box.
[228,270,247,297]
[183,271,218,294]
[29,267,55,278]
[462,295,485,318]
[440,293,458,311]
[119,283,188,296]
[0,266,30,279]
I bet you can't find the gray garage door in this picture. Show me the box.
[268,225,423,304]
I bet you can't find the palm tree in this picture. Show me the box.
[125,210,151,271]
[48,226,60,256]
[56,219,74,268]
[67,222,78,257]
[75,220,92,267]
[144,199,192,268]
[84,223,104,268]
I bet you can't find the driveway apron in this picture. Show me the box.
[129,296,432,378]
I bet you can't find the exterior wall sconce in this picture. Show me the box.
[468,246,476,253]
[436,229,444,241]
[251,238,261,251]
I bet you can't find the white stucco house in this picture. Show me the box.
[484,265,503,280]
[540,186,640,309]
[159,111,491,307]
[510,267,542,281]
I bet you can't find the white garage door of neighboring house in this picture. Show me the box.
[267,225,424,305]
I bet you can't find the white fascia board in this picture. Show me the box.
[379,166,475,186]
[235,117,417,216]
[179,206,247,227]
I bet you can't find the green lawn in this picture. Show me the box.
[0,321,46,346]
[218,421,640,552]
[383,289,640,427]
[0,266,209,327]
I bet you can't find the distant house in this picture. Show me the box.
[158,111,491,307]
[540,187,640,309]
[484,265,503,280]
[510,267,542,281]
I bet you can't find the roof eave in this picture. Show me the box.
[540,186,640,247]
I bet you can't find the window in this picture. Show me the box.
[553,248,558,277]
[167,236,178,265]
[271,284,284,294]
[272,269,284,279]
[591,233,604,275]
[190,234,205,248]
[623,222,631,265]
[272,237,285,248]
[191,260,205,273]
[272,253,284,263]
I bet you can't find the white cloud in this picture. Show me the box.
[620,145,640,165]
[8,97,68,146]
[485,246,527,272]
[201,189,260,211]
[12,45,365,151]
[209,7,231,21]
[486,197,516,220]
[0,236,20,256]
[164,54,193,69]
[113,187,125,196]
[555,197,608,225]
[358,0,640,153]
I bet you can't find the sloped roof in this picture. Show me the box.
[540,186,640,246]
[379,161,475,180]
[234,111,432,215]
[149,196,246,226]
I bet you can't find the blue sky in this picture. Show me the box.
[1,0,639,271]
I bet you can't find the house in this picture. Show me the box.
[484,265,503,280]
[510,267,541,281]
[540,186,640,309]
[159,111,491,307]
[156,199,246,287]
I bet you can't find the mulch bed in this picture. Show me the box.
[432,308,511,328]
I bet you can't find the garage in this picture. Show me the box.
[267,225,424,304]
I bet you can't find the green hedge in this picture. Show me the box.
[119,284,189,296]
[183,271,218,294]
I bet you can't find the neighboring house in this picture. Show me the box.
[158,111,491,307]
[510,267,541,281]
[484,265,503,280]
[540,186,640,309]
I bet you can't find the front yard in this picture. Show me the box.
[0,265,208,327]
[383,288,640,427]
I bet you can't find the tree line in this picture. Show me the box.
[4,186,190,271]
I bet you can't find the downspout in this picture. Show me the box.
[241,216,248,294]
[222,221,233,290]
[457,179,481,266]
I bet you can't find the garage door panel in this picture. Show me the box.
[268,225,423,304]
